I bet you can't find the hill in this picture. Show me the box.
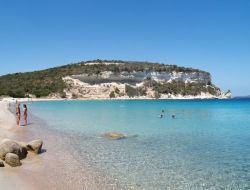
[0,60,231,99]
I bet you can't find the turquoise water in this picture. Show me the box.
[29,99,250,189]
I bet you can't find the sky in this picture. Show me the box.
[0,0,249,96]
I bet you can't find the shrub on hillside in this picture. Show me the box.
[114,87,120,94]
[125,85,139,97]
[72,93,78,99]
[109,91,115,98]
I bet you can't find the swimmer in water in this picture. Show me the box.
[172,115,175,119]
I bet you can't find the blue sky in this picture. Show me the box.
[0,0,249,95]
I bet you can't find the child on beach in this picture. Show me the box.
[23,104,28,126]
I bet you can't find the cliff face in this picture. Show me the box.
[72,70,211,85]
[61,61,230,99]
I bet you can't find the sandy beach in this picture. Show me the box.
[0,100,115,190]
[0,101,38,190]
[0,101,70,190]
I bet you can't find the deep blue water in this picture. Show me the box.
[29,99,250,190]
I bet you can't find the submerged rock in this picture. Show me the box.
[0,161,4,167]
[5,153,21,167]
[0,139,27,160]
[104,132,126,140]
[27,139,43,154]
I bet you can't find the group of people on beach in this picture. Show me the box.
[16,102,28,126]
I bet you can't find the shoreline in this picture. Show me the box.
[0,100,114,190]
[0,101,69,190]
[0,101,40,190]
[1,95,232,104]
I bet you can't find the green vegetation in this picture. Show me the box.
[109,91,115,98]
[124,79,220,98]
[138,87,147,96]
[114,87,120,94]
[0,71,65,98]
[0,59,211,98]
[150,80,220,96]
[71,93,78,99]
[154,91,161,99]
[125,85,147,97]
[125,85,139,97]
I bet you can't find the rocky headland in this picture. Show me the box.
[0,60,231,100]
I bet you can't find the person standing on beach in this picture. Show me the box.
[16,102,21,126]
[23,104,28,126]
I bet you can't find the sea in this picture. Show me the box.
[26,99,250,190]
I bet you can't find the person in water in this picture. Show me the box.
[23,104,28,126]
[172,115,176,119]
[16,102,21,126]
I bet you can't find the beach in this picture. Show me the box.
[0,101,38,190]
[0,101,74,190]
[0,100,119,190]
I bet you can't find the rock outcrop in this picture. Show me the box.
[104,132,126,140]
[27,139,43,154]
[0,161,4,167]
[62,64,231,100]
[5,153,21,167]
[0,139,27,160]
[224,90,232,98]
[0,138,43,167]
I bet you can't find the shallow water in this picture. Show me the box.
[28,99,250,190]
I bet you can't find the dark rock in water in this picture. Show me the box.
[0,161,4,167]
[128,134,139,138]
[27,139,43,154]
[5,153,21,167]
[104,132,126,140]
[0,139,28,160]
